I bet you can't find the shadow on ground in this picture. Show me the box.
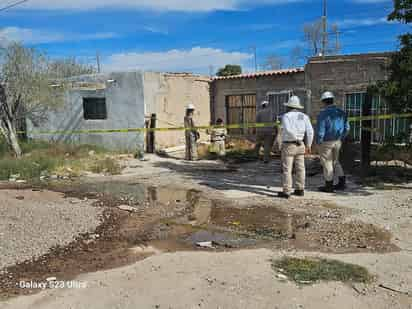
[153,159,374,198]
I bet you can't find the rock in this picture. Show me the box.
[88,150,96,156]
[117,205,138,213]
[196,241,214,248]
[276,274,288,281]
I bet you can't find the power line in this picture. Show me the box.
[0,0,29,13]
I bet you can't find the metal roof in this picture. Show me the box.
[213,68,304,80]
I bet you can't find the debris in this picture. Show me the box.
[276,274,288,281]
[196,241,214,248]
[16,180,27,184]
[378,283,410,295]
[15,196,25,200]
[46,277,57,282]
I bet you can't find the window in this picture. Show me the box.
[83,98,107,120]
[267,91,292,121]
[345,93,411,143]
[226,94,256,135]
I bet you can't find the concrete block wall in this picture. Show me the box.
[28,72,145,151]
[144,72,211,149]
[305,53,391,119]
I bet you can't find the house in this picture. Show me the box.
[211,68,306,136]
[28,71,211,151]
[211,52,409,142]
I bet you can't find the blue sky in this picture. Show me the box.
[0,0,408,74]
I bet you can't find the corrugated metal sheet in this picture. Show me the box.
[213,68,304,80]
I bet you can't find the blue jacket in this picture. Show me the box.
[316,105,350,144]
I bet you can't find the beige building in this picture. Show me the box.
[144,72,211,149]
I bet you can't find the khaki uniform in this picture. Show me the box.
[255,109,275,162]
[209,127,227,156]
[282,143,306,193]
[319,140,345,182]
[184,115,198,161]
[281,110,314,194]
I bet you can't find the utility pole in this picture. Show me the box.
[209,65,215,77]
[252,45,257,72]
[335,29,341,54]
[96,51,101,73]
[321,0,328,57]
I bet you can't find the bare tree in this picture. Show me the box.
[49,57,96,78]
[303,19,323,57]
[262,54,284,70]
[290,46,305,67]
[330,23,341,55]
[0,43,94,157]
[300,19,341,58]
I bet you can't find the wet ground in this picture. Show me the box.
[0,180,399,300]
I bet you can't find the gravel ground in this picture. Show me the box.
[0,189,102,270]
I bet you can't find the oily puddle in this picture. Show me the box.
[0,182,399,299]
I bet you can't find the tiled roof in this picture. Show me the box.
[213,68,304,80]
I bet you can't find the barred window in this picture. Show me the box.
[345,93,410,143]
[83,98,107,120]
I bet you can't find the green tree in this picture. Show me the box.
[370,0,412,112]
[0,43,94,157]
[216,64,242,77]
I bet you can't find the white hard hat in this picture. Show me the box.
[261,100,269,107]
[186,103,195,110]
[321,91,335,101]
[284,96,304,110]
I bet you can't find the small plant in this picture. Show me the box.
[90,157,122,175]
[272,257,373,284]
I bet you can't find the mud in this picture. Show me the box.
[0,180,399,300]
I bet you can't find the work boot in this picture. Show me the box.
[334,176,346,191]
[318,181,335,193]
[278,192,291,199]
[293,189,304,197]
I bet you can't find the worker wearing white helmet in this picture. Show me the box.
[316,91,350,192]
[184,103,199,161]
[255,100,276,163]
[278,95,314,199]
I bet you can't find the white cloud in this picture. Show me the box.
[0,27,117,45]
[16,0,304,12]
[103,47,253,74]
[336,17,389,28]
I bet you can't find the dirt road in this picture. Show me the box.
[1,155,411,308]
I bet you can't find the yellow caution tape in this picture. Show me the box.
[20,113,412,135]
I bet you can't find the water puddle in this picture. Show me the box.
[0,181,399,300]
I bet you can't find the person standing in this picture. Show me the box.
[278,96,314,199]
[184,104,199,161]
[316,91,350,192]
[255,101,275,163]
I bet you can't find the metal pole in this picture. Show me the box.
[321,0,327,56]
[361,94,372,176]
[96,51,101,73]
